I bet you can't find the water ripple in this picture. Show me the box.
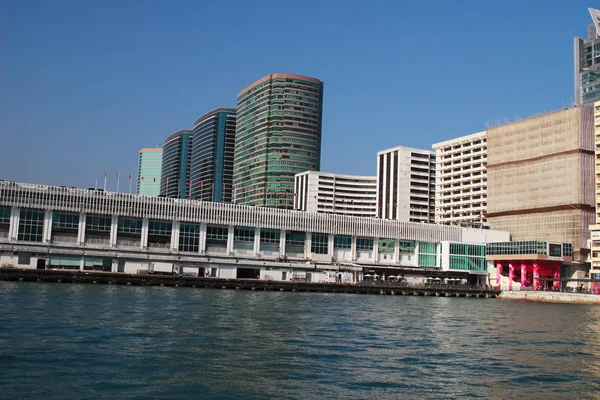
[1,282,599,399]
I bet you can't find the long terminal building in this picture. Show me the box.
[0,181,510,283]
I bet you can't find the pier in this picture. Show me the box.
[0,268,499,298]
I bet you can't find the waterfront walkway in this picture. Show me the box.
[0,268,499,298]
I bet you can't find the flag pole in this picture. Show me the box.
[95,179,98,190]
[129,174,132,194]
[103,171,107,191]
[116,173,120,192]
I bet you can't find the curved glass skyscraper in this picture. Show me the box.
[190,108,236,202]
[233,73,324,209]
[160,129,192,198]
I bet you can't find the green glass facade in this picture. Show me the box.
[233,73,324,209]
[448,243,486,272]
[136,148,163,197]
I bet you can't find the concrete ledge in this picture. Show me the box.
[499,291,600,304]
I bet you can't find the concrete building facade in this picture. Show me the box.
[190,108,236,203]
[486,106,595,262]
[376,146,435,223]
[589,102,600,279]
[136,148,163,197]
[293,171,377,218]
[233,73,324,209]
[432,131,488,227]
[0,181,509,283]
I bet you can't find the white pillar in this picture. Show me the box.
[110,215,118,247]
[199,223,207,254]
[170,221,180,251]
[394,239,400,264]
[140,218,149,249]
[351,236,357,261]
[328,234,334,257]
[77,213,86,245]
[279,230,286,257]
[227,225,235,254]
[79,256,85,271]
[254,228,261,255]
[9,207,20,241]
[304,232,312,258]
[414,241,420,266]
[43,210,53,243]
[373,238,379,262]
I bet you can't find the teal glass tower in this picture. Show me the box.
[136,148,163,196]
[160,129,192,198]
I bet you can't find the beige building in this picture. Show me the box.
[487,106,595,262]
[589,103,600,276]
[432,131,488,227]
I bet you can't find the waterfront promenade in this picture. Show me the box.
[499,290,600,304]
[0,268,499,298]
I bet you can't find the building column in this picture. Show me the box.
[43,210,53,243]
[328,234,334,258]
[508,263,514,291]
[9,207,20,241]
[77,213,86,245]
[140,218,149,249]
[79,256,85,271]
[351,236,357,261]
[227,225,235,254]
[372,238,379,262]
[553,268,561,291]
[199,223,207,254]
[304,232,312,258]
[496,262,502,290]
[279,230,286,257]
[254,228,261,255]
[521,263,527,288]
[170,221,180,251]
[393,239,400,264]
[109,215,119,247]
[533,263,540,291]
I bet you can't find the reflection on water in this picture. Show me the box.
[0,281,599,399]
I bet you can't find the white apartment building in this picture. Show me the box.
[294,171,377,218]
[376,146,436,223]
[432,131,488,227]
[589,102,600,276]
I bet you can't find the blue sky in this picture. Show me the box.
[0,0,595,190]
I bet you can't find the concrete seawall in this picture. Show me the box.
[499,291,600,304]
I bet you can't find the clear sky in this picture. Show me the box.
[0,0,595,191]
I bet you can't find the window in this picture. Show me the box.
[418,242,437,267]
[86,215,111,232]
[118,218,142,234]
[0,206,10,224]
[334,235,351,249]
[234,226,255,242]
[18,210,44,242]
[52,213,79,229]
[356,238,373,251]
[179,223,200,252]
[207,226,228,241]
[148,221,172,236]
[260,229,280,244]
[311,233,328,254]
[286,231,305,246]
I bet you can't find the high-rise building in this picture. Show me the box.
[574,8,600,105]
[486,106,595,262]
[233,73,324,209]
[136,148,163,196]
[589,102,600,279]
[294,171,377,218]
[376,146,435,223]
[432,131,488,227]
[189,108,236,202]
[160,129,192,199]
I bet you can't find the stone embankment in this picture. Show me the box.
[499,290,600,304]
